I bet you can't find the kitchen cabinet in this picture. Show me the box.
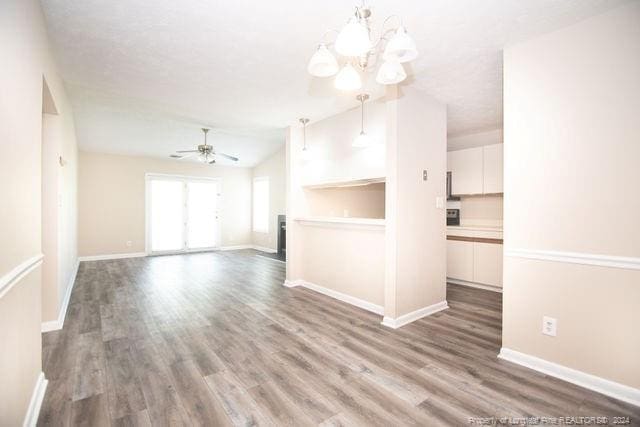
[473,242,503,287]
[446,240,474,282]
[447,144,503,195]
[482,144,503,194]
[447,238,502,289]
[447,147,483,195]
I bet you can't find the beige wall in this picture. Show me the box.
[503,2,640,389]
[251,148,285,251]
[79,151,253,256]
[460,195,503,226]
[305,183,385,219]
[0,0,78,423]
[385,86,447,318]
[448,128,502,151]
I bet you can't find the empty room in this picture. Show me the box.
[1,0,639,425]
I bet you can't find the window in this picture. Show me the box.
[253,177,269,233]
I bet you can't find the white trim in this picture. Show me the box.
[218,245,253,251]
[0,254,44,299]
[42,259,79,332]
[505,248,640,271]
[282,279,384,315]
[381,300,449,329]
[78,252,146,262]
[498,348,640,407]
[23,372,48,427]
[252,245,277,254]
[447,278,502,293]
[295,216,385,230]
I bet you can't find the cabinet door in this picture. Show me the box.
[448,147,483,195]
[473,242,503,287]
[447,240,474,282]
[482,144,503,194]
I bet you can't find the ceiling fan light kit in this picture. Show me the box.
[170,128,239,164]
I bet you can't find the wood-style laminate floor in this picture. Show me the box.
[39,250,639,426]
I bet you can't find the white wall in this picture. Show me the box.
[0,0,78,423]
[78,151,252,256]
[251,148,285,251]
[448,128,501,151]
[503,1,640,392]
[385,86,447,319]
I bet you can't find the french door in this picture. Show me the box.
[146,174,220,254]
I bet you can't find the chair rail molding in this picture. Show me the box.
[0,254,44,299]
[505,248,640,271]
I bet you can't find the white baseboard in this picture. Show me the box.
[282,279,384,315]
[23,371,48,427]
[78,252,146,262]
[217,245,253,251]
[447,278,502,293]
[498,348,640,407]
[381,300,449,329]
[252,245,277,254]
[42,259,79,333]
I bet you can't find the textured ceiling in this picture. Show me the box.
[41,0,630,165]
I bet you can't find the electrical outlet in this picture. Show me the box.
[436,197,444,209]
[542,316,557,336]
[126,240,132,247]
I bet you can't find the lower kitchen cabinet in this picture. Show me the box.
[473,242,503,287]
[447,239,503,288]
[446,239,474,282]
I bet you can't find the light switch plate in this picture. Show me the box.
[423,170,428,181]
[436,197,444,209]
[542,316,557,336]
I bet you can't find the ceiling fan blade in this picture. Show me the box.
[208,159,216,164]
[176,150,199,153]
[169,154,182,158]
[216,152,239,162]
[170,152,198,160]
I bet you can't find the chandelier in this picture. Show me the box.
[307,4,418,91]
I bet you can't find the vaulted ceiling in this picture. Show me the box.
[41,0,629,166]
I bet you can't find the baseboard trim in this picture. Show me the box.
[0,254,44,299]
[218,245,253,251]
[505,248,640,271]
[252,245,277,254]
[282,279,384,315]
[23,371,48,427]
[42,259,79,333]
[78,252,146,262]
[498,348,640,407]
[447,278,502,293]
[381,300,449,329]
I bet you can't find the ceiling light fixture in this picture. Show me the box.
[307,4,418,90]
[299,118,311,160]
[352,93,371,148]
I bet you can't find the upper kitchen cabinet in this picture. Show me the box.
[447,143,503,195]
[482,144,503,194]
[447,147,483,195]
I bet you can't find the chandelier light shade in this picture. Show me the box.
[376,60,407,85]
[334,63,362,91]
[334,17,371,57]
[307,5,419,92]
[307,44,339,77]
[383,26,418,63]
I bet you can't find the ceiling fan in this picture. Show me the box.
[170,128,239,164]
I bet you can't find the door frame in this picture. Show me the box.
[145,173,222,255]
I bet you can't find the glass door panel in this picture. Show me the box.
[186,181,219,250]
[150,179,184,252]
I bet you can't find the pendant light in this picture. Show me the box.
[299,118,311,160]
[334,63,362,91]
[353,94,371,148]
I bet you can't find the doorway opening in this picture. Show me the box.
[145,174,221,255]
